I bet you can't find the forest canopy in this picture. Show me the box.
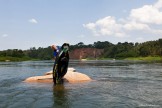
[0,39,162,61]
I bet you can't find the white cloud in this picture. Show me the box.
[84,16,126,37]
[154,0,162,9]
[123,21,150,31]
[29,18,38,24]
[2,34,8,37]
[130,5,162,24]
[83,23,95,30]
[83,0,162,39]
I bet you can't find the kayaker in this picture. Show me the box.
[51,45,60,60]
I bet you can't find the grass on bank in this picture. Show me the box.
[1,56,162,62]
[86,56,162,62]
[0,56,38,62]
[125,56,162,62]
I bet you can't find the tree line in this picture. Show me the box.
[0,46,53,60]
[0,38,162,60]
[70,39,162,58]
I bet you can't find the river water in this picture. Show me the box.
[0,60,162,108]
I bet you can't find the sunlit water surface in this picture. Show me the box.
[0,60,162,108]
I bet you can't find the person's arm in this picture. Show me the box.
[51,45,57,60]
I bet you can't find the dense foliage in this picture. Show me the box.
[0,39,162,61]
[70,39,162,59]
[0,46,53,61]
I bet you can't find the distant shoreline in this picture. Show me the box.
[1,56,162,62]
[0,56,38,62]
[124,56,162,62]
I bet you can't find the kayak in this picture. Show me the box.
[53,43,70,84]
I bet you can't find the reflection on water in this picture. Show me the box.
[0,60,162,107]
[53,85,70,108]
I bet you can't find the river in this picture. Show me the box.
[0,60,162,108]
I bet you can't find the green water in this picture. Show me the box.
[0,60,162,108]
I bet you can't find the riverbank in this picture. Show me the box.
[0,56,38,62]
[125,56,162,62]
[87,56,162,62]
[1,56,162,62]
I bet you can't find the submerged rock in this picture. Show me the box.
[24,68,91,83]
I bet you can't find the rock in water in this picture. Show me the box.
[24,68,91,83]
[64,71,91,83]
[44,67,76,75]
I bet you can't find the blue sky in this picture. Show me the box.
[0,0,161,50]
